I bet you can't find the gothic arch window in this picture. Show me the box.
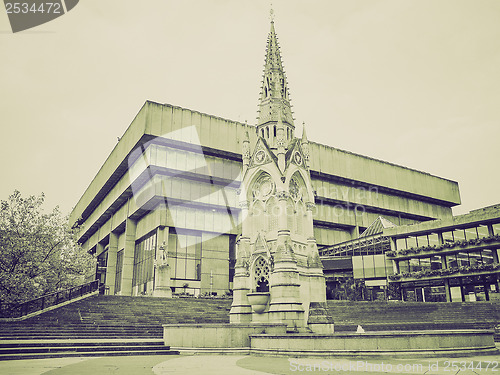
[254,256,270,292]
[266,126,270,139]
[289,174,307,203]
[251,173,275,202]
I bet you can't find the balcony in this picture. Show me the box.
[388,263,500,283]
[386,235,500,259]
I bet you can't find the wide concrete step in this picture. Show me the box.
[0,350,179,361]
[0,338,179,361]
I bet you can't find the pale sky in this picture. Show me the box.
[1,0,499,217]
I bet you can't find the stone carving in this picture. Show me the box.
[306,202,315,211]
[276,190,288,200]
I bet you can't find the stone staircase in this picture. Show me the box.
[0,295,232,360]
[2,295,498,359]
[328,301,500,339]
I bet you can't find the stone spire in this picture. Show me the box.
[301,122,310,169]
[256,19,294,150]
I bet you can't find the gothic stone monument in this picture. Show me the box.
[229,21,333,334]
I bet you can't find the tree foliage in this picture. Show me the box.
[0,191,95,308]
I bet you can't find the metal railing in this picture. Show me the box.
[1,280,100,319]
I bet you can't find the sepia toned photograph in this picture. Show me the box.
[0,1,499,373]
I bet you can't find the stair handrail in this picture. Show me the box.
[1,280,100,319]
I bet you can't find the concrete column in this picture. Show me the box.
[120,218,136,296]
[444,279,451,302]
[95,242,105,285]
[105,232,118,295]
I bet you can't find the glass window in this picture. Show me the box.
[169,230,202,281]
[453,229,466,241]
[374,254,386,278]
[416,235,429,248]
[399,260,409,273]
[477,225,490,239]
[481,249,495,265]
[430,255,442,270]
[133,231,156,287]
[457,252,469,267]
[176,149,187,172]
[409,258,421,272]
[464,227,478,240]
[419,257,431,271]
[493,223,500,236]
[428,233,440,247]
[363,255,375,278]
[406,236,417,249]
[442,231,454,244]
[468,251,482,267]
[446,254,458,269]
[352,256,364,279]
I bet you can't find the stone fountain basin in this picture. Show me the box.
[163,324,498,357]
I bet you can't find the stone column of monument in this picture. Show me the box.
[267,190,305,330]
[229,201,253,323]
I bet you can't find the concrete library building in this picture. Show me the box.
[70,20,462,299]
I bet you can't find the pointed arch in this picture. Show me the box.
[252,256,270,292]
[248,171,275,203]
[288,170,314,203]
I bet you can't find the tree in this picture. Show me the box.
[0,190,95,308]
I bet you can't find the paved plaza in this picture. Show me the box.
[1,348,499,375]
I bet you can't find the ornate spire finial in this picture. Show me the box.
[270,3,274,22]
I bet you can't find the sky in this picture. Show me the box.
[1,0,499,217]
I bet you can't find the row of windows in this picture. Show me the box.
[149,144,241,182]
[353,254,394,279]
[398,249,497,273]
[132,232,157,288]
[258,125,293,141]
[168,230,202,280]
[400,275,500,302]
[396,223,500,251]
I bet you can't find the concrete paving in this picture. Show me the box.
[0,349,499,375]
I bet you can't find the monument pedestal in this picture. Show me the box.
[153,264,172,298]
